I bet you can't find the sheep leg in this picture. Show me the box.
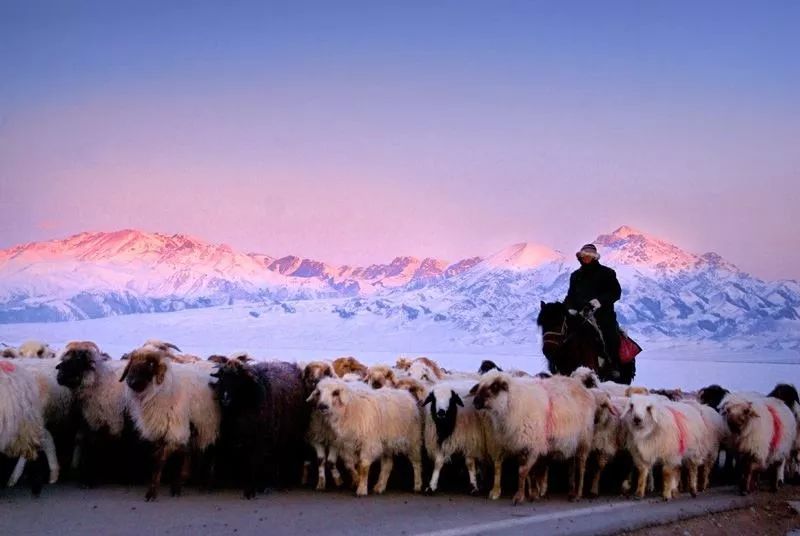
[590,453,608,498]
[327,448,343,488]
[146,443,172,501]
[513,454,537,506]
[465,457,480,495]
[739,454,754,495]
[410,451,423,493]
[661,465,678,501]
[698,463,709,492]
[576,446,589,500]
[373,455,393,495]
[7,458,26,487]
[71,429,83,471]
[313,443,327,491]
[42,429,60,484]
[355,459,371,497]
[170,447,191,497]
[772,461,784,492]
[489,456,503,500]
[686,460,699,498]
[634,462,649,499]
[426,453,445,494]
[533,461,549,499]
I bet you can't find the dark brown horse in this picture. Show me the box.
[536,300,635,384]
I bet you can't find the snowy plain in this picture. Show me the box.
[0,301,797,394]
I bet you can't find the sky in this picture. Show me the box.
[1,1,798,279]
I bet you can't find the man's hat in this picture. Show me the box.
[576,243,600,260]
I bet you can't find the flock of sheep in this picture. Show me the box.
[1,339,798,506]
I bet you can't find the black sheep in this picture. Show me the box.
[211,360,309,499]
[767,383,800,410]
[697,384,730,410]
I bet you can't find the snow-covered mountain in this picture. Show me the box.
[0,230,467,322]
[1,227,798,350]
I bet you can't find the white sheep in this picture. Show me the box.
[121,347,221,500]
[471,371,595,504]
[0,359,49,493]
[310,378,423,496]
[719,392,797,494]
[17,340,57,359]
[301,361,346,491]
[421,381,501,495]
[586,389,627,497]
[11,357,75,485]
[623,394,710,500]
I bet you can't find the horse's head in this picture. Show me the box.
[537,300,566,332]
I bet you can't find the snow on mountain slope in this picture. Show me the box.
[0,227,798,351]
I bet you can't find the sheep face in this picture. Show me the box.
[470,372,510,413]
[422,386,463,445]
[624,395,658,436]
[395,378,426,402]
[19,340,56,359]
[719,399,756,435]
[302,361,335,393]
[408,362,438,383]
[309,379,349,415]
[210,361,263,411]
[56,341,102,389]
[120,349,168,394]
[365,366,395,389]
[697,384,729,410]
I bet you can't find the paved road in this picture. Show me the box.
[0,484,758,536]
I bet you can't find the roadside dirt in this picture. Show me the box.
[621,486,800,536]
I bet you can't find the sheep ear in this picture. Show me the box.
[119,360,133,382]
[422,392,435,407]
[306,389,319,404]
[453,393,464,407]
[468,383,479,396]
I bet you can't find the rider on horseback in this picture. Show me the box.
[564,244,622,378]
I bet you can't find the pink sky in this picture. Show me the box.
[1,2,798,280]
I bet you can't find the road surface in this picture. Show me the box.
[0,484,764,536]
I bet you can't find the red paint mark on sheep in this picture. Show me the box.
[668,407,687,456]
[767,404,783,455]
[545,396,555,438]
[0,361,15,372]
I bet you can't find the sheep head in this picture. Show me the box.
[210,359,264,411]
[18,340,56,359]
[422,385,463,445]
[120,347,169,394]
[624,395,659,435]
[364,365,396,389]
[395,377,426,402]
[697,384,730,410]
[302,361,335,394]
[332,356,367,379]
[309,378,350,415]
[719,396,757,434]
[767,383,799,411]
[470,370,510,412]
[56,341,104,389]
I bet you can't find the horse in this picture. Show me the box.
[536,300,636,384]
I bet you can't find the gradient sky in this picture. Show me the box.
[1,1,798,279]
